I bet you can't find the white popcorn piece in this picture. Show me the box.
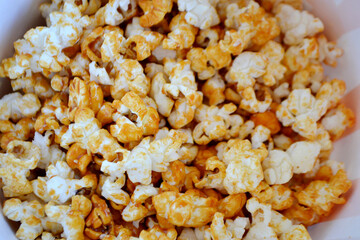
[292,63,324,93]
[195,156,227,193]
[273,134,293,150]
[241,87,272,113]
[32,131,65,169]
[193,103,243,145]
[152,45,177,61]
[0,92,41,121]
[262,150,293,185]
[275,4,324,45]
[210,212,250,240]
[149,72,174,117]
[317,34,343,67]
[3,198,44,240]
[178,0,220,29]
[276,89,328,140]
[286,141,321,174]
[273,82,290,103]
[101,174,130,205]
[251,125,271,149]
[89,61,114,85]
[0,140,40,197]
[225,52,267,92]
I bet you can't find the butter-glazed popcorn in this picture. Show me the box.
[275,4,323,45]
[262,149,293,185]
[162,13,198,50]
[193,103,243,144]
[0,140,40,197]
[321,104,355,140]
[276,88,328,139]
[139,0,173,27]
[0,92,41,121]
[110,91,159,143]
[283,37,319,72]
[3,198,45,240]
[220,139,268,194]
[45,196,91,240]
[260,41,287,87]
[153,189,218,227]
[225,52,267,92]
[0,0,355,238]
[296,169,352,216]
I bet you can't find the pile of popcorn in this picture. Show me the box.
[0,0,355,239]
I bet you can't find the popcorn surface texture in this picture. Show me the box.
[0,0,354,239]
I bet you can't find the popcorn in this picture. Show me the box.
[275,4,324,45]
[251,125,271,149]
[0,92,41,121]
[162,13,198,50]
[162,161,186,189]
[260,41,287,87]
[186,47,216,80]
[317,34,344,67]
[194,156,226,192]
[273,82,290,103]
[276,89,328,139]
[316,78,346,110]
[240,86,272,113]
[122,184,159,222]
[260,0,303,11]
[270,210,311,239]
[3,198,44,240]
[33,131,65,169]
[282,202,320,226]
[139,0,173,27]
[110,91,160,143]
[89,62,114,85]
[225,52,267,92]
[268,185,294,210]
[287,141,320,174]
[110,55,150,99]
[201,73,226,105]
[250,111,281,135]
[0,118,35,150]
[134,225,177,240]
[283,37,319,72]
[210,212,249,240]
[45,196,92,240]
[193,103,243,144]
[0,140,40,197]
[152,189,218,227]
[149,72,174,117]
[89,0,137,27]
[221,139,268,194]
[178,0,219,29]
[196,28,220,47]
[263,150,292,186]
[321,104,355,140]
[218,193,247,219]
[296,169,352,216]
[292,63,324,93]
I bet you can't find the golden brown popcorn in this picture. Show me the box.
[249,181,274,203]
[296,169,352,216]
[317,34,344,67]
[162,161,186,189]
[316,78,346,110]
[225,52,267,92]
[153,189,218,227]
[282,201,320,226]
[122,184,159,222]
[321,104,355,140]
[3,198,45,240]
[45,196,92,240]
[89,0,137,28]
[219,139,268,194]
[241,86,272,114]
[66,143,92,176]
[201,73,226,106]
[260,41,287,87]
[250,111,281,135]
[51,74,69,92]
[111,55,150,99]
[0,118,35,150]
[96,102,116,126]
[195,156,226,193]
[193,103,243,144]
[283,37,319,72]
[268,185,294,210]
[186,47,216,80]
[162,13,198,50]
[196,28,221,48]
[110,91,159,143]
[0,140,40,197]
[276,88,328,140]
[85,195,114,239]
[292,63,324,93]
[139,0,173,27]
[275,4,324,45]
[11,72,54,100]
[133,225,177,240]
[218,193,247,219]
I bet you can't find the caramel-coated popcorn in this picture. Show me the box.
[0,0,355,239]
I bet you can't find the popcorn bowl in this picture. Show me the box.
[0,0,359,239]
